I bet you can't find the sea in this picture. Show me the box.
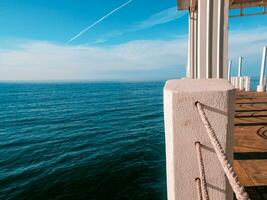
[0,78,259,200]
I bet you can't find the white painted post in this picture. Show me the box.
[239,77,244,91]
[187,13,194,78]
[206,0,212,78]
[228,60,232,81]
[193,11,198,79]
[230,77,234,86]
[245,76,250,92]
[238,57,243,77]
[232,77,236,88]
[187,11,198,79]
[196,0,229,79]
[257,46,267,92]
[197,0,208,78]
[235,77,239,89]
[164,79,235,200]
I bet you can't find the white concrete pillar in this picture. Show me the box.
[216,0,229,79]
[257,46,267,92]
[164,79,235,200]
[222,0,229,79]
[234,77,239,89]
[230,77,234,85]
[196,0,229,79]
[245,76,250,92]
[231,77,235,87]
[233,77,236,88]
[228,60,232,81]
[233,77,235,88]
[206,0,212,78]
[187,11,198,78]
[239,76,244,91]
[238,57,243,77]
[193,11,198,79]
[197,0,208,78]
[187,13,194,78]
[236,77,240,89]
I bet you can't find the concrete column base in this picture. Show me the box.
[257,85,266,92]
[234,77,239,89]
[244,77,250,92]
[239,77,244,91]
[164,78,235,200]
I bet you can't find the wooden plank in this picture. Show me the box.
[235,116,267,125]
[234,145,267,153]
[235,110,267,117]
[238,160,267,186]
[234,126,267,151]
[234,91,267,190]
[233,160,254,186]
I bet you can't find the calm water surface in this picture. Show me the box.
[0,82,166,200]
[0,78,259,200]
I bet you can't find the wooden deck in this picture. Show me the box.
[234,91,267,199]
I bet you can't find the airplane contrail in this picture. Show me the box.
[67,0,133,43]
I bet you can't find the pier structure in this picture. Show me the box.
[228,60,232,81]
[257,46,267,92]
[164,79,236,200]
[185,0,229,79]
[238,57,243,77]
[164,0,267,200]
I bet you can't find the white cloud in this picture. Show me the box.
[0,38,188,81]
[133,7,186,30]
[92,7,187,44]
[0,27,266,81]
[229,28,267,58]
[229,27,267,75]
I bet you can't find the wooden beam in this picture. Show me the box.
[230,1,267,9]
[190,0,198,12]
[178,0,267,10]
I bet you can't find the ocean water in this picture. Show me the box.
[0,82,166,200]
[0,78,260,200]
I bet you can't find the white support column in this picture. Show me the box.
[206,0,212,78]
[239,76,244,91]
[193,11,198,79]
[238,57,243,77]
[196,0,229,79]
[187,13,194,78]
[216,0,223,78]
[197,0,208,78]
[164,79,235,200]
[222,0,229,79]
[230,77,234,85]
[257,46,267,92]
[234,76,240,89]
[245,76,250,92]
[228,60,232,81]
[188,11,198,79]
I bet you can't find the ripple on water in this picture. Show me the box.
[0,82,166,200]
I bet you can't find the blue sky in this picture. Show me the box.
[0,0,266,81]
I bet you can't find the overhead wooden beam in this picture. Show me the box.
[230,1,267,9]
[230,0,235,7]
[178,0,267,10]
[190,0,198,12]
